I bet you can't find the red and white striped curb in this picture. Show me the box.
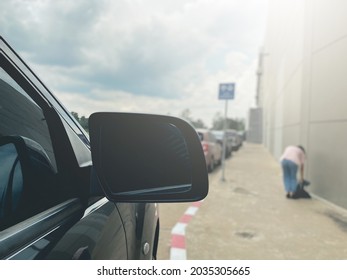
[169,200,203,260]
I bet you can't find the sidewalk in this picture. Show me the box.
[186,143,347,259]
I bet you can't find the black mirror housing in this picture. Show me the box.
[89,112,208,202]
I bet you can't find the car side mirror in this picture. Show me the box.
[89,113,208,202]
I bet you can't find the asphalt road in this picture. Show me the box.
[157,143,347,260]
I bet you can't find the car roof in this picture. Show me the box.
[195,128,210,133]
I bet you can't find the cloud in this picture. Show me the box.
[0,0,267,126]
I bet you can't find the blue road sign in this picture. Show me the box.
[218,83,235,100]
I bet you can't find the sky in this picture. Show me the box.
[0,0,268,128]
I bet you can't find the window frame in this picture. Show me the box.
[0,38,88,258]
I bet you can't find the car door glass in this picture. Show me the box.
[0,67,60,230]
[0,67,57,170]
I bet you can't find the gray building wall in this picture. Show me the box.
[247,107,263,144]
[261,0,347,208]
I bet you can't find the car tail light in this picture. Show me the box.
[202,143,208,153]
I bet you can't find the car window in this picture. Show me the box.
[0,67,60,230]
[197,132,204,141]
[0,67,57,171]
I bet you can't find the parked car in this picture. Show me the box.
[228,129,243,151]
[211,130,233,158]
[196,129,222,172]
[0,37,208,260]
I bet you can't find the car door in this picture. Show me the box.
[0,55,83,259]
[0,37,129,259]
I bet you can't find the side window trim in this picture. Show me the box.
[0,198,83,259]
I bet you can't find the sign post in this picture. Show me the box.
[218,83,235,182]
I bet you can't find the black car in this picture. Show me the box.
[0,37,208,260]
